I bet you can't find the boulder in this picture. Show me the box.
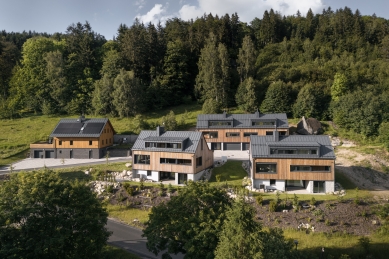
[125,163,132,168]
[296,116,323,135]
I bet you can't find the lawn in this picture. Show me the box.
[0,102,203,167]
[106,204,149,227]
[102,245,141,259]
[209,160,248,186]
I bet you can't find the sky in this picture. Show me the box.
[1,0,389,40]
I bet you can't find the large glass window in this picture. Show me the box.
[244,132,258,137]
[226,132,240,137]
[270,149,318,155]
[314,181,325,193]
[203,132,218,138]
[134,155,150,164]
[211,143,221,150]
[196,157,202,167]
[256,163,277,173]
[146,142,182,149]
[209,121,232,126]
[290,166,330,172]
[252,121,275,126]
[160,158,191,165]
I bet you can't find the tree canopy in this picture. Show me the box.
[0,170,110,259]
[142,181,232,259]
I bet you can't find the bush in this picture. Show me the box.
[256,194,263,206]
[310,197,316,206]
[106,184,114,194]
[123,183,135,196]
[269,200,277,212]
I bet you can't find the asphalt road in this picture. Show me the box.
[107,219,184,259]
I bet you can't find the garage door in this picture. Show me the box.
[34,150,44,158]
[242,143,250,150]
[45,150,55,158]
[223,143,241,150]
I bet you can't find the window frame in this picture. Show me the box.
[255,163,277,174]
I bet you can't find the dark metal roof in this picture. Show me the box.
[132,130,202,153]
[196,112,289,129]
[250,135,335,159]
[50,118,109,138]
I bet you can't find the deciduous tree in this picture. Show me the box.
[0,170,110,258]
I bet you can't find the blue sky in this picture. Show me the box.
[1,0,388,39]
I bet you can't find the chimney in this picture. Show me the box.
[273,130,279,142]
[156,126,165,136]
[255,109,259,117]
[223,110,227,118]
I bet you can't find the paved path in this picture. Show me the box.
[0,157,132,174]
[107,219,183,259]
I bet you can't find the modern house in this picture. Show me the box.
[250,133,335,193]
[196,111,289,151]
[30,116,115,159]
[131,126,213,184]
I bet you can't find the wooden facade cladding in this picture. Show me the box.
[133,137,213,174]
[54,137,100,149]
[198,128,289,143]
[53,122,114,149]
[30,142,55,149]
[253,158,335,181]
[99,123,114,148]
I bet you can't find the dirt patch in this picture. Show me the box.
[254,199,381,236]
[335,147,389,192]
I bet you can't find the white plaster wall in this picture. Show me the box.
[175,173,179,185]
[207,143,212,149]
[325,181,335,193]
[306,181,314,193]
[275,180,285,191]
[136,169,159,182]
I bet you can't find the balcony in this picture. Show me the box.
[30,141,55,149]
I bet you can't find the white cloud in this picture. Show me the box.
[135,0,146,11]
[178,0,326,23]
[136,3,175,25]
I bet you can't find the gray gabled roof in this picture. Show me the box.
[250,135,335,159]
[49,118,110,138]
[196,112,289,129]
[132,130,202,153]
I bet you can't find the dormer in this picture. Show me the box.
[267,141,320,157]
[250,119,277,127]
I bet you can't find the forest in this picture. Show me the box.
[1,6,389,141]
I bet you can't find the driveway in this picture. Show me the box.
[107,219,183,259]
[0,157,132,174]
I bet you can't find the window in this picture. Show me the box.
[244,132,258,137]
[160,158,192,165]
[101,140,104,145]
[109,138,111,143]
[134,155,150,164]
[279,131,287,136]
[226,132,240,137]
[201,139,203,150]
[89,140,92,145]
[252,121,275,126]
[270,149,318,155]
[70,140,73,146]
[196,157,202,167]
[211,143,221,150]
[106,139,108,144]
[290,166,330,172]
[314,181,325,193]
[147,170,152,176]
[59,150,62,154]
[270,179,276,185]
[203,132,218,138]
[256,163,277,173]
[209,121,232,127]
[59,140,62,145]
[266,131,273,135]
[146,142,182,149]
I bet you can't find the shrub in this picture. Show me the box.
[216,174,221,182]
[106,184,114,194]
[167,183,173,193]
[310,197,316,206]
[256,194,263,206]
[358,237,371,254]
[269,200,277,212]
[313,209,324,217]
[275,191,281,204]
[325,219,331,226]
[123,183,135,196]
